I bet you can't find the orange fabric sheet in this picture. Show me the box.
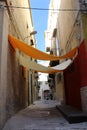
[8,35,77,61]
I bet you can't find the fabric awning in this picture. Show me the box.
[19,55,72,73]
[8,35,77,61]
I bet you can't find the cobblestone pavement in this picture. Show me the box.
[3,100,87,130]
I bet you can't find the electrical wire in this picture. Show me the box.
[0,4,87,12]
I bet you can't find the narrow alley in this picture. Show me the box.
[1,0,87,129]
[3,100,87,130]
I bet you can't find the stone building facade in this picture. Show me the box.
[45,0,87,111]
[56,0,82,105]
[57,0,87,111]
[45,0,61,101]
[0,0,37,129]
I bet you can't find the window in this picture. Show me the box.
[30,39,34,46]
[79,0,87,12]
[79,0,87,3]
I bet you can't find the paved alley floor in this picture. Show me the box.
[3,100,87,130]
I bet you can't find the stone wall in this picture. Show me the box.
[57,0,81,52]
[0,0,34,129]
[81,86,87,112]
[0,8,9,129]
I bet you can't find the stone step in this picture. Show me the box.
[56,105,87,123]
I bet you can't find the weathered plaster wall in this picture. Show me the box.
[0,0,34,129]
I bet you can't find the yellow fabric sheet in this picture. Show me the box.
[19,55,72,73]
[8,35,77,61]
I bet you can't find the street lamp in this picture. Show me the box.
[23,31,37,40]
[30,31,37,36]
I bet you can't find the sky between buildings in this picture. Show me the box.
[30,0,50,52]
[30,0,50,81]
